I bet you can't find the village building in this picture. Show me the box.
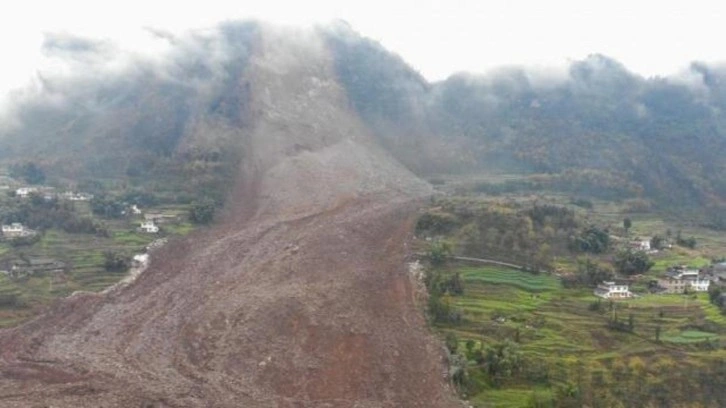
[657,267,710,294]
[629,239,651,252]
[60,191,94,201]
[594,281,634,299]
[1,223,37,238]
[139,220,159,233]
[144,212,179,224]
[15,187,38,198]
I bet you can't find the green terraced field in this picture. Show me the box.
[458,266,561,292]
[435,264,726,407]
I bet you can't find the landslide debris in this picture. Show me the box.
[0,25,456,407]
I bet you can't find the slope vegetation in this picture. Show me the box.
[325,26,726,213]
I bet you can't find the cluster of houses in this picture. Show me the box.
[2,213,165,238]
[9,186,174,235]
[595,265,714,299]
[2,174,186,237]
[14,186,94,201]
[655,266,711,294]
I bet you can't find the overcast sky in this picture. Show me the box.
[2,0,726,97]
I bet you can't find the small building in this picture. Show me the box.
[144,213,179,224]
[139,220,159,234]
[15,187,38,198]
[130,205,142,215]
[1,223,36,238]
[630,239,651,252]
[60,191,94,201]
[657,268,710,294]
[594,281,634,299]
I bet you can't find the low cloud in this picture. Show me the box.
[0,21,259,132]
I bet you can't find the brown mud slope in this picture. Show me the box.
[0,27,458,407]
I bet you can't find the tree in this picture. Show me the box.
[614,249,654,275]
[675,231,697,249]
[576,258,614,287]
[623,217,632,234]
[483,340,523,386]
[103,251,130,272]
[570,225,610,254]
[708,286,723,307]
[428,239,453,266]
[465,339,476,356]
[650,235,665,250]
[449,353,469,388]
[10,162,46,184]
[446,272,464,295]
[90,195,126,219]
[628,313,635,331]
[445,332,459,354]
[189,198,216,224]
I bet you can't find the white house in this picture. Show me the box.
[130,204,142,215]
[2,223,24,237]
[60,191,94,201]
[139,220,159,234]
[594,281,634,299]
[630,239,651,252]
[690,278,711,292]
[15,187,38,198]
[1,223,36,238]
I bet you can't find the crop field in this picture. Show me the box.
[436,264,726,407]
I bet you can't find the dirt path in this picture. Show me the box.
[0,26,458,407]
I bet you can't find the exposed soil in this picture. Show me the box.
[0,26,458,407]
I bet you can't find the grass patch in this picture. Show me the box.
[661,330,718,344]
[470,387,549,408]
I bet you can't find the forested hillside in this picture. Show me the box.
[7,23,726,213]
[326,26,726,215]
